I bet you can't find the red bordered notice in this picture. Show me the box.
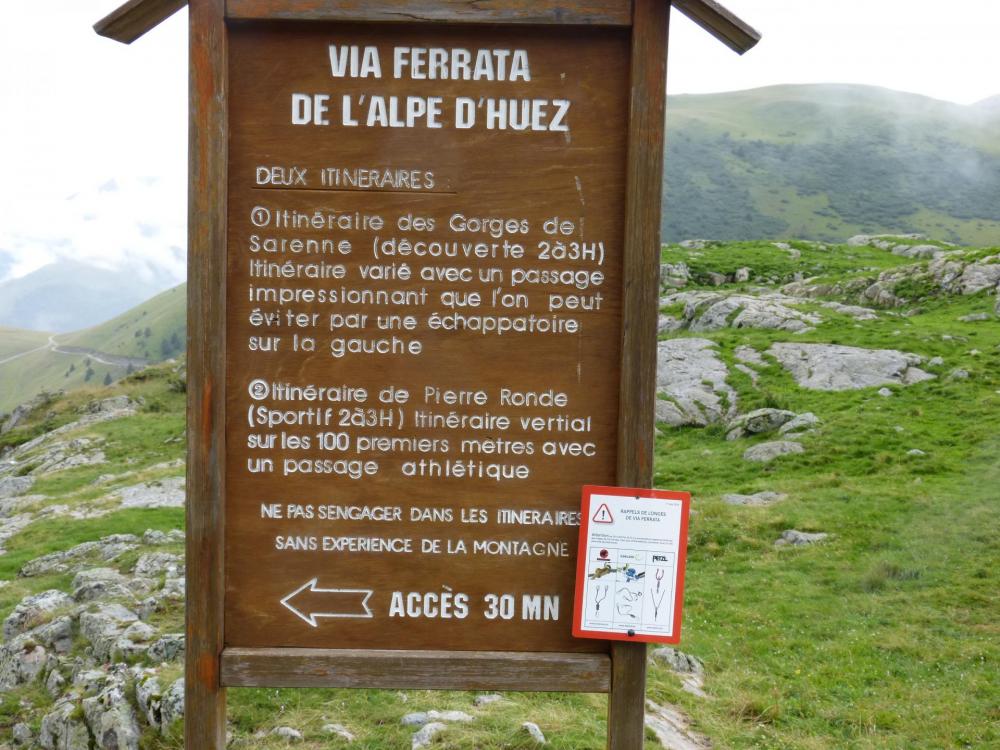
[572,485,690,645]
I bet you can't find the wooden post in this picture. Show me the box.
[185,0,227,747]
[609,0,670,747]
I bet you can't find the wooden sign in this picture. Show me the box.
[93,1,758,748]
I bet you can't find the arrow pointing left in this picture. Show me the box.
[280,578,374,627]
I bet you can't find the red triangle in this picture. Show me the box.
[592,503,614,524]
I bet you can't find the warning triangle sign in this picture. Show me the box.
[592,503,614,524]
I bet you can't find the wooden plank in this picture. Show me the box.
[221,648,612,692]
[94,0,186,44]
[225,0,633,26]
[608,0,670,745]
[672,0,761,54]
[185,0,228,748]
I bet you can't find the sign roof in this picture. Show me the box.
[94,0,761,53]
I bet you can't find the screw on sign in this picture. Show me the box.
[92,1,758,748]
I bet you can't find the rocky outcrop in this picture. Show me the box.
[743,441,804,463]
[768,343,934,391]
[726,409,797,440]
[655,339,737,426]
[661,292,820,333]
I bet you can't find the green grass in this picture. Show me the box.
[1,243,998,747]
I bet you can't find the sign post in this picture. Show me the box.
[94,2,759,748]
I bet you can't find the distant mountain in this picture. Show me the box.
[0,284,185,413]
[663,84,1000,245]
[0,262,173,333]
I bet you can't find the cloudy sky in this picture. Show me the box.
[1,0,997,287]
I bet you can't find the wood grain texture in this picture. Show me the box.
[94,0,186,44]
[221,647,611,691]
[672,0,761,54]
[185,0,227,748]
[608,0,669,745]
[226,0,633,26]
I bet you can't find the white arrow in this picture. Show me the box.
[280,578,374,627]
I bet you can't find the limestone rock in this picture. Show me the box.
[133,552,183,578]
[743,441,804,463]
[12,722,32,747]
[20,534,139,577]
[0,633,49,691]
[778,412,820,436]
[82,677,142,750]
[775,530,828,547]
[662,291,820,333]
[270,726,304,742]
[86,396,138,415]
[141,529,185,546]
[644,700,710,750]
[726,409,796,440]
[522,722,547,744]
[768,343,935,391]
[39,699,92,750]
[655,339,737,427]
[118,477,185,509]
[660,262,691,289]
[3,590,74,641]
[820,301,879,321]
[72,568,134,603]
[159,678,184,732]
[401,712,429,726]
[411,722,446,749]
[134,672,162,729]
[0,476,34,501]
[147,634,184,663]
[473,693,503,707]
[722,491,786,507]
[79,603,139,662]
[651,648,708,698]
[322,723,355,741]
[959,312,991,322]
[733,346,767,367]
[893,244,943,259]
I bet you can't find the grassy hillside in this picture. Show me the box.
[0,239,996,748]
[0,284,185,414]
[663,84,1000,245]
[60,283,186,362]
[0,327,49,361]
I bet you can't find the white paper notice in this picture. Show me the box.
[572,486,690,644]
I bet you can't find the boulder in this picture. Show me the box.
[39,699,92,750]
[0,633,49,691]
[892,244,943,259]
[778,412,820,436]
[655,339,737,427]
[473,693,503,707]
[159,678,184,732]
[147,634,185,663]
[118,477,185,509]
[726,409,796,440]
[82,677,141,750]
[743,441,804,463]
[322,723,355,741]
[775,530,828,547]
[133,552,183,578]
[79,603,139,662]
[134,672,162,729]
[644,700,710,750]
[522,722,547,745]
[651,647,703,675]
[270,726,304,742]
[662,291,820,333]
[768,343,935,391]
[72,568,134,603]
[3,590,74,641]
[411,722,446,750]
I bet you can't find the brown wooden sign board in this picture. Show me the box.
[95,1,758,748]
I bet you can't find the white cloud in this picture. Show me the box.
[1,1,996,287]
